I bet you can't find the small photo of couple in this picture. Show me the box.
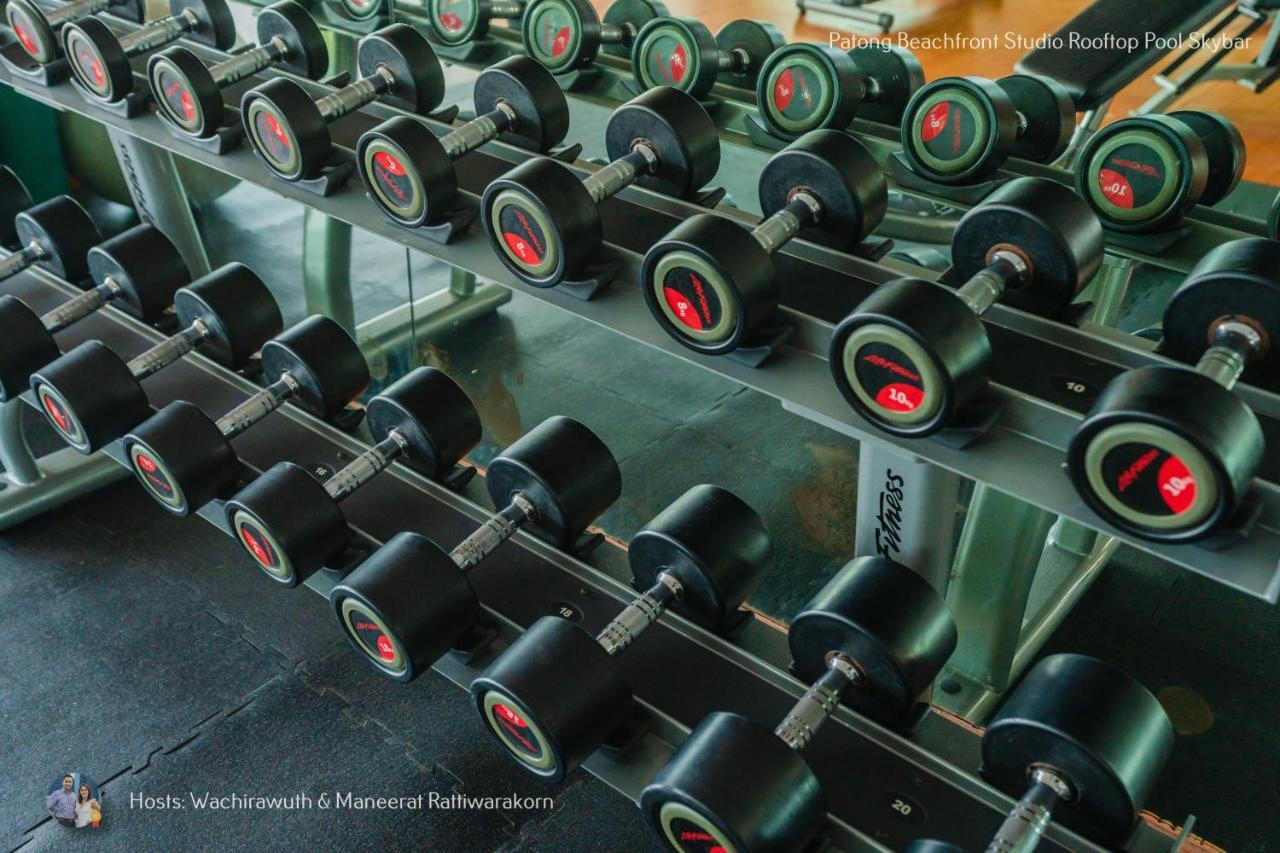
[46,772,102,829]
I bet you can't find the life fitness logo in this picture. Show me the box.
[678,827,727,853]
[41,391,73,435]
[166,80,196,122]
[502,207,545,267]
[1116,448,1196,515]
[874,469,905,558]
[864,352,924,412]
[664,273,714,331]
[13,21,36,55]
[263,112,291,150]
[492,702,541,756]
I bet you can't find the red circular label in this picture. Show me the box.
[919,102,951,142]
[490,701,545,760]
[773,68,795,111]
[1157,455,1196,515]
[371,150,415,210]
[133,451,176,499]
[13,22,36,55]
[854,343,928,415]
[376,635,395,661]
[659,265,723,335]
[1097,167,1134,209]
[76,46,105,88]
[644,36,689,86]
[41,393,73,434]
[497,204,548,269]
[239,522,279,569]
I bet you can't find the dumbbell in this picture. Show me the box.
[631,17,784,100]
[639,557,955,853]
[62,0,236,105]
[5,0,141,66]
[0,166,33,250]
[0,224,187,402]
[122,316,369,517]
[483,86,719,289]
[1067,238,1279,543]
[830,177,1103,438]
[147,1,328,141]
[0,195,101,284]
[30,263,282,455]
[331,416,620,681]
[224,366,480,587]
[357,56,568,230]
[427,0,524,47]
[1077,110,1246,233]
[241,24,444,183]
[900,74,1075,185]
[521,0,665,75]
[472,484,771,782]
[642,129,885,356]
[756,42,924,139]
[912,654,1172,851]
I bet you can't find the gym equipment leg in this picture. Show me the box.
[853,443,961,596]
[356,262,511,362]
[105,127,211,277]
[0,396,127,532]
[302,206,356,334]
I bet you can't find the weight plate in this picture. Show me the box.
[0,295,58,403]
[631,16,719,99]
[952,177,1104,317]
[366,366,480,481]
[600,0,666,59]
[258,0,329,79]
[713,18,785,90]
[1068,366,1262,542]
[358,117,447,227]
[849,44,924,126]
[0,166,32,249]
[474,55,569,153]
[789,556,956,727]
[756,44,860,140]
[521,0,590,72]
[6,0,58,64]
[428,0,486,45]
[1168,109,1245,207]
[485,416,620,549]
[124,400,234,516]
[261,315,370,419]
[86,223,188,322]
[640,214,775,355]
[996,73,1073,164]
[30,340,150,454]
[14,195,101,282]
[175,263,283,370]
[758,128,887,250]
[63,19,132,103]
[341,0,382,22]
[148,47,219,137]
[604,86,720,198]
[1163,237,1280,390]
[983,654,1174,844]
[241,77,329,180]
[901,76,1016,184]
[357,24,445,115]
[1075,116,1203,233]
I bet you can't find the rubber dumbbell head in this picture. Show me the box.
[757,42,924,140]
[981,654,1173,847]
[483,85,719,288]
[62,0,237,104]
[472,485,771,782]
[359,55,568,229]
[242,24,444,182]
[643,129,886,356]
[632,16,784,99]
[123,315,369,516]
[0,166,33,249]
[224,366,480,586]
[1077,110,1246,233]
[830,177,1103,438]
[640,556,956,853]
[521,0,666,74]
[30,263,282,454]
[1068,237,1278,542]
[427,0,524,46]
[149,1,328,139]
[331,416,620,681]
[0,196,101,284]
[0,223,188,402]
[5,0,144,65]
[901,74,1074,185]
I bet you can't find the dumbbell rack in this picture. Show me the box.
[369,5,1270,275]
[3,29,1279,604]
[0,259,1202,853]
